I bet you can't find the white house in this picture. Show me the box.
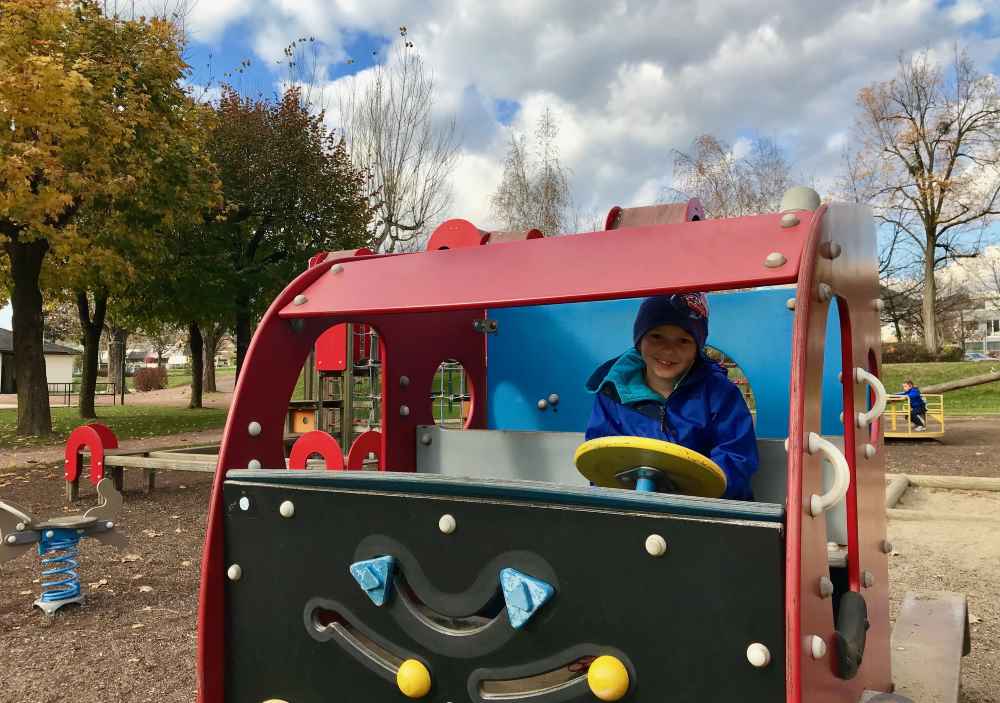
[0,328,79,393]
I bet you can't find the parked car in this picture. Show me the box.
[963,351,992,361]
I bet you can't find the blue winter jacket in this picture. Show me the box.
[902,387,926,412]
[585,349,759,500]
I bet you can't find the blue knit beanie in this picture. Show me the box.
[633,293,710,349]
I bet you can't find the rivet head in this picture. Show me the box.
[247,459,262,470]
[248,421,262,437]
[785,298,796,310]
[548,393,560,405]
[419,434,432,446]
[764,252,787,268]
[15,522,25,531]
[746,642,771,668]
[781,213,800,228]
[293,294,307,305]
[399,405,410,417]
[862,570,875,588]
[438,514,456,534]
[330,264,344,274]
[819,576,834,598]
[645,534,667,557]
[6,535,16,544]
[880,539,894,554]
[820,241,842,259]
[808,635,827,659]
[106,521,114,529]
[279,501,295,518]
[864,444,876,459]
[537,399,548,410]
[399,375,410,387]
[45,530,54,538]
[227,564,242,581]
[817,283,833,302]
[239,497,251,511]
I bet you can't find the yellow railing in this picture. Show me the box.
[883,394,945,438]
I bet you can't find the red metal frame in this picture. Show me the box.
[197,209,891,703]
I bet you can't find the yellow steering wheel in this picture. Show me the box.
[574,436,727,498]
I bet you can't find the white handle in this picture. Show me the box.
[854,367,887,428]
[807,432,850,517]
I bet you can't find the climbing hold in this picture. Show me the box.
[349,555,396,606]
[587,655,630,701]
[499,567,555,629]
[396,658,431,698]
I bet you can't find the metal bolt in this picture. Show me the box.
[817,283,833,302]
[399,375,410,387]
[330,264,344,274]
[227,564,242,581]
[45,530,54,539]
[279,501,295,518]
[15,522,25,531]
[106,521,114,529]
[548,393,560,405]
[248,421,262,437]
[819,576,834,598]
[293,294,307,305]
[862,570,875,588]
[786,298,796,310]
[420,434,432,446]
[6,535,15,544]
[864,444,876,459]
[438,514,457,534]
[746,642,771,668]
[764,252,787,268]
[820,241,842,259]
[880,539,894,554]
[239,497,251,511]
[247,459,262,470]
[808,635,827,659]
[399,405,410,417]
[781,213,800,228]
[537,399,548,410]
[645,534,667,557]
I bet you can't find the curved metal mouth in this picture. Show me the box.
[395,572,506,637]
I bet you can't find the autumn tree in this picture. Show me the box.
[204,86,372,377]
[846,48,1000,353]
[671,134,792,218]
[0,0,216,432]
[491,108,574,235]
[336,31,459,252]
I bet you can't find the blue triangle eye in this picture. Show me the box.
[349,555,396,606]
[499,568,555,629]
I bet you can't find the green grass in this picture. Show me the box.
[883,361,1000,415]
[0,405,229,449]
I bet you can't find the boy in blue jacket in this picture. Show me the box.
[898,380,927,431]
[585,293,759,499]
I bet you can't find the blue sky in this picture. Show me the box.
[4,0,1000,328]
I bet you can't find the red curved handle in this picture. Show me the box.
[64,423,118,485]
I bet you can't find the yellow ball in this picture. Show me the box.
[396,658,432,699]
[587,655,630,701]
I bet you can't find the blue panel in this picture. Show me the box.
[487,289,844,439]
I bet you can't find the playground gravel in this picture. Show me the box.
[0,417,997,702]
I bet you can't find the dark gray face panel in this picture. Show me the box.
[222,479,785,702]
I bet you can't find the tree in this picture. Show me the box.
[491,108,574,235]
[847,47,1000,353]
[203,85,372,377]
[336,31,459,252]
[0,0,215,433]
[671,134,792,218]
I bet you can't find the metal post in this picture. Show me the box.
[119,338,126,406]
[341,323,354,451]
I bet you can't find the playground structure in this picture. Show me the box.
[175,190,973,702]
[883,393,945,439]
[0,478,125,613]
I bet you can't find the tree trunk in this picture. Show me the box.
[5,236,53,436]
[109,326,130,395]
[922,371,1000,395]
[235,293,251,381]
[76,290,108,419]
[922,241,939,354]
[202,324,221,393]
[188,321,204,409]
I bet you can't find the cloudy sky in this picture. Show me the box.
[2,0,1000,329]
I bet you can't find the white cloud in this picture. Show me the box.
[188,0,1000,228]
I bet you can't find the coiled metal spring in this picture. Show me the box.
[37,528,81,604]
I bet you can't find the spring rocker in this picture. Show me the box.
[0,478,125,614]
[194,190,969,703]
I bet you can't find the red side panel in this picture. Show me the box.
[315,324,348,372]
